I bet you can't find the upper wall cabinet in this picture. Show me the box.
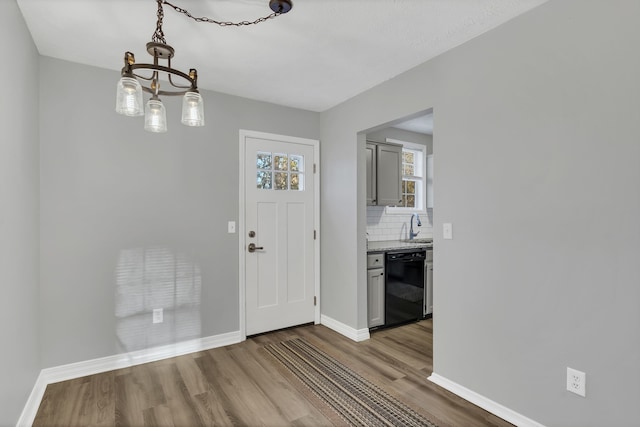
[366,141,402,206]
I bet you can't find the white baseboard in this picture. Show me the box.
[16,370,47,427]
[16,330,242,427]
[320,314,370,342]
[428,373,546,427]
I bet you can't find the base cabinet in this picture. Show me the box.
[367,267,385,328]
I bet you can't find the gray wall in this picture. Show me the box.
[39,57,319,367]
[0,1,41,424]
[320,1,640,425]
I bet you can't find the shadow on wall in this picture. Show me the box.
[115,247,202,353]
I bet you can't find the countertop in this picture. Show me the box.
[367,239,432,252]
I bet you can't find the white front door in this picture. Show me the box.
[241,131,318,336]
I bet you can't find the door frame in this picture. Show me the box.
[238,129,321,340]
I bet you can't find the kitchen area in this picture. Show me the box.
[365,112,434,330]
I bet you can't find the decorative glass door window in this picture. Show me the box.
[256,152,305,191]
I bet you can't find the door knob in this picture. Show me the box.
[248,243,264,253]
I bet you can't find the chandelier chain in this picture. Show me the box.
[162,0,281,27]
[152,0,167,44]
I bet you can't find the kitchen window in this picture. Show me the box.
[386,139,426,214]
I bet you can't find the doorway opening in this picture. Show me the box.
[361,108,434,329]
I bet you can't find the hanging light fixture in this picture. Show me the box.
[115,0,293,133]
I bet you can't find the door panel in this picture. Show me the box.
[256,202,277,308]
[286,202,306,302]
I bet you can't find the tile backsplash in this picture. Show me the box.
[366,206,434,242]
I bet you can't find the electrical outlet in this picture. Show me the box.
[567,367,586,397]
[152,308,163,324]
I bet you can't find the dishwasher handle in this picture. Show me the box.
[387,252,426,262]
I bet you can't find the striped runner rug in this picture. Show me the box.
[264,338,439,427]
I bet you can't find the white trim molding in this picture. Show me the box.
[428,373,547,427]
[16,371,47,427]
[320,314,370,342]
[17,330,242,427]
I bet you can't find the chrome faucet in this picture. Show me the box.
[409,213,422,240]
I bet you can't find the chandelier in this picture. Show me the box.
[115,0,293,133]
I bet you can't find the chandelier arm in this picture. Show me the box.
[167,73,193,90]
[127,63,197,94]
[129,72,155,82]
[162,0,284,27]
[140,86,193,97]
[166,55,195,90]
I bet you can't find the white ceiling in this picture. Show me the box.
[17,0,547,112]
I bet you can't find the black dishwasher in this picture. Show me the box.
[385,249,425,327]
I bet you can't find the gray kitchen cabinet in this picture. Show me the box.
[366,141,402,206]
[367,253,385,328]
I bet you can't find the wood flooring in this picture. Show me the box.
[33,319,514,426]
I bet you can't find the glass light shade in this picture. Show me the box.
[144,99,167,133]
[115,77,144,116]
[181,92,205,127]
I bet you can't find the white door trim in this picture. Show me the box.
[238,129,320,341]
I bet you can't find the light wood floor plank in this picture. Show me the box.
[154,363,204,426]
[191,389,235,426]
[90,371,115,426]
[194,349,284,426]
[173,355,209,397]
